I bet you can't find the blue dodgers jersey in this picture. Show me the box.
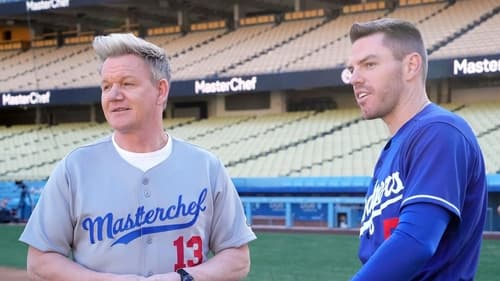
[358,104,487,280]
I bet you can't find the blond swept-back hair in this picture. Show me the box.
[93,33,171,83]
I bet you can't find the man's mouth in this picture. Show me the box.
[112,107,130,112]
[358,92,368,99]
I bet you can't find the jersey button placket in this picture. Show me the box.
[138,176,151,277]
[142,177,151,198]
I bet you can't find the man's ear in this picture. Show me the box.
[403,52,422,81]
[157,79,169,106]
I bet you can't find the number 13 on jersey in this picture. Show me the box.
[173,235,203,271]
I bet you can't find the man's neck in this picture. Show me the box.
[385,88,430,135]
[114,131,168,153]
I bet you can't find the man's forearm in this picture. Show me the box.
[27,247,145,281]
[149,244,251,281]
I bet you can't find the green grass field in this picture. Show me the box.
[1,225,500,280]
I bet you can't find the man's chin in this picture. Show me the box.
[108,122,133,133]
[361,111,376,120]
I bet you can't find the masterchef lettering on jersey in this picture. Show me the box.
[81,188,207,246]
[359,172,404,236]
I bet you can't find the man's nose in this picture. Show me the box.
[108,84,124,99]
[349,69,363,86]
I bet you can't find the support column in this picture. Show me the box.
[90,104,96,122]
[285,202,293,227]
[76,23,81,36]
[245,202,252,225]
[177,10,184,26]
[327,203,334,228]
[35,107,41,124]
[294,0,302,11]
[177,10,189,32]
[233,4,240,29]
[124,17,131,31]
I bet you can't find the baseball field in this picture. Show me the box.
[1,224,499,281]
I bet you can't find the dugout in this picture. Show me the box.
[235,176,368,228]
[235,175,500,231]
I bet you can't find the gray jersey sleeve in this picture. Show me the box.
[209,159,256,253]
[19,158,74,255]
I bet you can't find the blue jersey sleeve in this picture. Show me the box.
[351,203,451,281]
[401,122,475,219]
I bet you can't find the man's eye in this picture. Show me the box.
[366,62,376,68]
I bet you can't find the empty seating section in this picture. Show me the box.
[0,44,96,92]
[228,116,386,177]
[453,102,500,174]
[0,0,499,89]
[172,24,275,80]
[160,29,227,60]
[390,2,447,23]
[417,0,499,53]
[1,103,500,180]
[0,1,499,181]
[37,46,99,89]
[177,18,326,79]
[223,18,329,76]
[173,112,310,148]
[169,115,254,143]
[185,111,313,153]
[0,46,55,91]
[224,110,355,163]
[0,122,112,180]
[0,49,21,64]
[162,116,196,129]
[281,11,386,73]
[431,10,500,58]
[145,33,183,50]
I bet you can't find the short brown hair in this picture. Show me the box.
[350,18,428,82]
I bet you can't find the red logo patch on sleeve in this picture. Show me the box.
[383,217,399,239]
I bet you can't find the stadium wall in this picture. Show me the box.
[453,86,500,104]
[3,175,500,230]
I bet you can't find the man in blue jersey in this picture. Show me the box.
[20,33,256,281]
[346,18,487,280]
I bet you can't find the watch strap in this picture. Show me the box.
[176,268,194,281]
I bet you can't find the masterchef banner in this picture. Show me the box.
[194,76,258,95]
[26,0,70,12]
[0,0,104,16]
[453,57,500,76]
[1,91,51,106]
[0,87,101,108]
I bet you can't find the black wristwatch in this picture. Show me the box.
[176,268,195,281]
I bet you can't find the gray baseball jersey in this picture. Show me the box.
[20,136,256,276]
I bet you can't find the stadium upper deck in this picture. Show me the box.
[0,0,499,182]
[0,0,499,94]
